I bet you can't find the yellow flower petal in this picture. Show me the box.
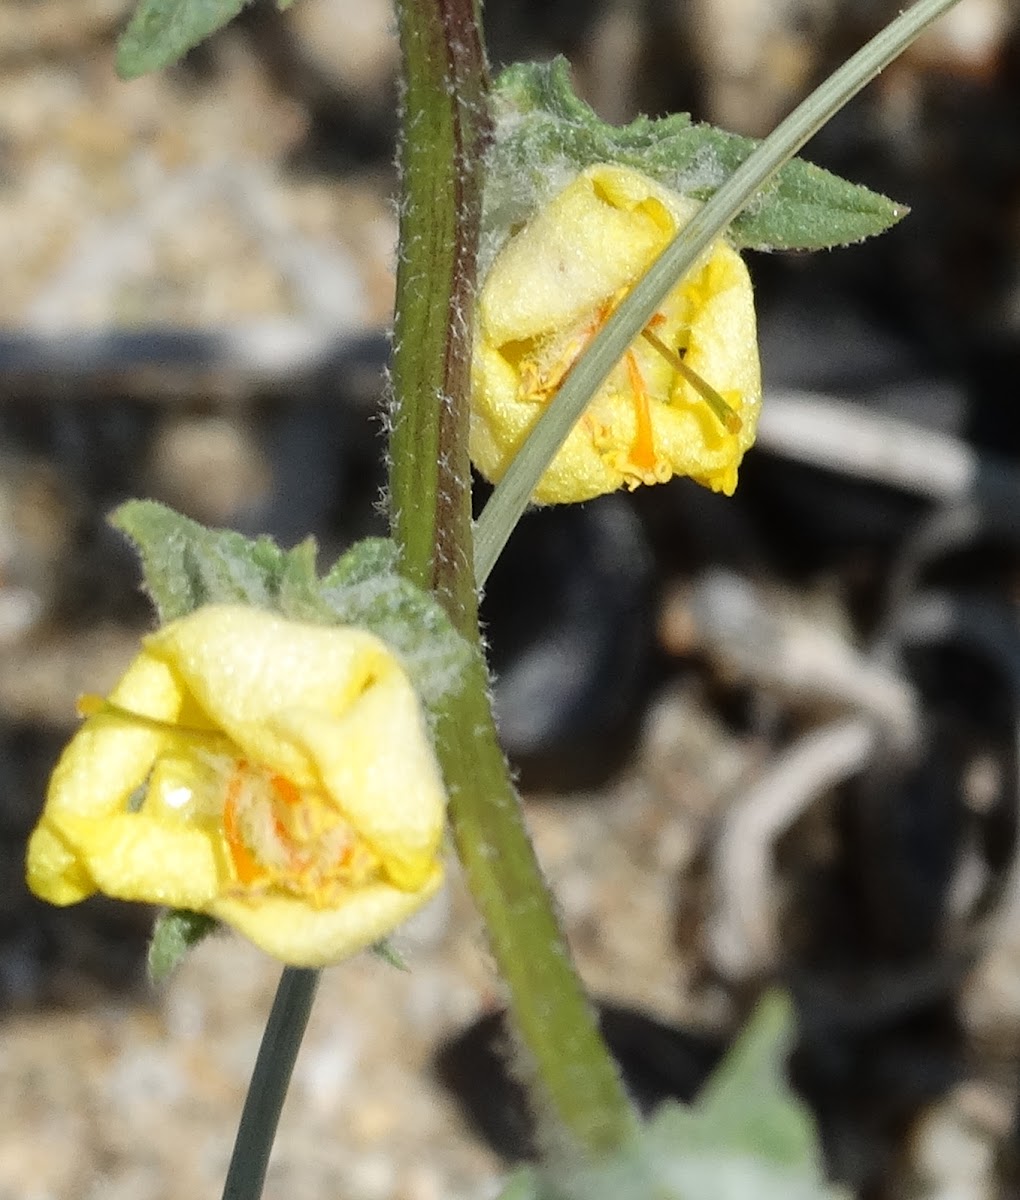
[44,651,182,823]
[271,665,445,892]
[470,163,762,504]
[211,865,444,968]
[144,606,394,788]
[25,605,448,967]
[480,165,687,346]
[26,823,94,905]
[54,812,221,908]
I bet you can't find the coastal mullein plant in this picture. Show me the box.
[28,0,967,1197]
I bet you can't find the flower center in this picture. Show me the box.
[221,759,378,906]
[78,695,380,908]
[514,287,740,474]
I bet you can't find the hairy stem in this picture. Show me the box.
[389,0,637,1157]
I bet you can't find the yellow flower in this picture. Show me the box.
[471,163,761,504]
[26,605,447,968]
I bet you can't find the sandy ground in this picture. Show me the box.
[3,2,1020,1198]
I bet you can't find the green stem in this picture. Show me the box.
[389,0,637,1157]
[221,967,320,1200]
[388,0,487,628]
[472,0,964,585]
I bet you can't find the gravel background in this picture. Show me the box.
[2,2,1020,1198]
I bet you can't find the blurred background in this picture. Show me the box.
[2,0,1020,1196]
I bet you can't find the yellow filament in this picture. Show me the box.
[640,327,742,434]
[77,694,227,747]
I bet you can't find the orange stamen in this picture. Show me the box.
[519,297,616,403]
[221,759,371,900]
[625,350,657,472]
[271,775,301,807]
[268,773,301,848]
[223,767,261,885]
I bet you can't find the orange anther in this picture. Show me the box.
[271,775,301,807]
[220,756,373,901]
[223,771,262,886]
[624,351,657,472]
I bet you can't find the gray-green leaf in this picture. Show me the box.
[111,500,285,621]
[486,58,906,255]
[371,939,409,971]
[111,502,470,716]
[148,909,219,981]
[318,538,472,713]
[116,0,250,79]
[640,991,846,1199]
[499,992,844,1200]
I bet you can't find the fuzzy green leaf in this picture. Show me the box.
[503,993,844,1200]
[111,503,469,716]
[276,537,336,622]
[371,939,409,971]
[486,58,906,254]
[673,990,817,1164]
[111,501,284,621]
[148,909,219,981]
[495,1172,542,1200]
[319,538,472,712]
[639,991,846,1199]
[116,0,249,79]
